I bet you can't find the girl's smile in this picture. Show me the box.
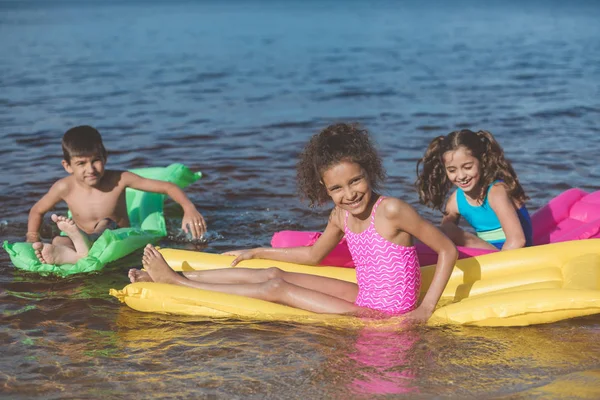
[443,146,481,197]
[322,161,372,219]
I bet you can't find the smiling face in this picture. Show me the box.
[442,146,482,196]
[62,154,106,188]
[321,160,373,218]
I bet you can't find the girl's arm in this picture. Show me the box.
[228,207,345,266]
[487,183,526,250]
[441,192,497,250]
[122,171,206,238]
[382,198,458,321]
[439,192,463,242]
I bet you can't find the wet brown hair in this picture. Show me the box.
[415,129,528,212]
[296,123,386,207]
[62,125,107,163]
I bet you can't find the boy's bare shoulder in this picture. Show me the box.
[109,169,140,180]
[49,175,75,195]
[103,169,127,177]
[100,169,130,185]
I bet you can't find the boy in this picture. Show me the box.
[27,125,206,265]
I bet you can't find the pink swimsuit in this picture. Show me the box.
[344,196,421,314]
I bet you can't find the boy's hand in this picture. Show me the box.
[182,208,207,239]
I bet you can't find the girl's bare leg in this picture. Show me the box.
[129,252,358,302]
[182,268,358,302]
[139,244,362,314]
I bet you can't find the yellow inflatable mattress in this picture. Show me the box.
[110,239,600,327]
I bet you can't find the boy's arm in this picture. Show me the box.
[122,171,206,238]
[26,181,66,242]
[227,207,345,266]
[488,183,526,250]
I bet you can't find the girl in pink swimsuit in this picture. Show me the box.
[345,196,421,315]
[129,123,457,322]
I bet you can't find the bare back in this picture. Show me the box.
[60,170,130,233]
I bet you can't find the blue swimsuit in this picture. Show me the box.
[456,181,533,249]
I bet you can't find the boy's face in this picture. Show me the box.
[62,154,106,187]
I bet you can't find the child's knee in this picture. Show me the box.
[261,277,287,300]
[263,267,284,280]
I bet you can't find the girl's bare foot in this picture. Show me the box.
[141,244,183,285]
[128,268,154,283]
[32,242,80,265]
[51,214,91,256]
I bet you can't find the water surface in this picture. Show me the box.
[1,0,600,398]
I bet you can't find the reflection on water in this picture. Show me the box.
[346,328,421,395]
[1,0,600,397]
[3,297,599,397]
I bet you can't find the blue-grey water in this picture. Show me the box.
[1,0,600,398]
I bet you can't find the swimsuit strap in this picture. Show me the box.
[370,196,385,225]
[344,208,349,231]
[344,195,384,233]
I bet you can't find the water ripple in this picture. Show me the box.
[1,0,600,397]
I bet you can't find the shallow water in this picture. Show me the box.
[1,0,600,398]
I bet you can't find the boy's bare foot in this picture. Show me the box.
[51,214,91,257]
[128,268,154,283]
[141,244,183,285]
[32,242,80,265]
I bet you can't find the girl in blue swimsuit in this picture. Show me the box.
[416,129,533,251]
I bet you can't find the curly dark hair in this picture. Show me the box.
[296,123,386,207]
[415,129,528,212]
[62,125,107,163]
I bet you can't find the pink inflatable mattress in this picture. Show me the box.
[271,189,600,267]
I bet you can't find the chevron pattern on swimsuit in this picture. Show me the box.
[345,197,421,315]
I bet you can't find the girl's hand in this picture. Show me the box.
[222,249,260,266]
[403,306,433,324]
[222,249,245,257]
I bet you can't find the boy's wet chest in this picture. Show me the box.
[65,187,128,219]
